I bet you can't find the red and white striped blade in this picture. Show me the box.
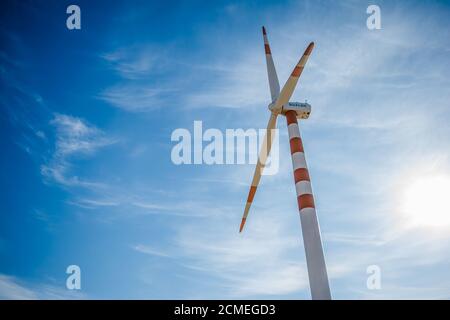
[262,26,280,102]
[274,42,314,111]
[239,112,278,233]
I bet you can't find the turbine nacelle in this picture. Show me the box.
[268,101,311,119]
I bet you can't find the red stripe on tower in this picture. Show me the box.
[290,137,304,154]
[286,110,298,125]
[298,194,315,209]
[294,168,310,183]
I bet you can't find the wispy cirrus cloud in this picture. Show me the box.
[1,31,117,191]
[98,85,174,112]
[0,275,37,299]
[97,26,269,112]
[132,201,310,298]
[0,274,86,300]
[101,45,169,80]
[49,113,113,156]
[41,113,117,188]
[98,45,178,112]
[132,244,172,258]
[175,212,310,297]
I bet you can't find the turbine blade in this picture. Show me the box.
[274,42,314,110]
[240,112,278,233]
[262,26,280,102]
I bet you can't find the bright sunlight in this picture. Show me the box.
[402,175,450,227]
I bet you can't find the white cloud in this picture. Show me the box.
[98,44,179,112]
[132,244,171,258]
[50,113,113,156]
[98,85,173,112]
[41,113,116,188]
[0,274,86,300]
[101,45,167,80]
[68,198,121,209]
[0,275,37,299]
[166,199,311,298]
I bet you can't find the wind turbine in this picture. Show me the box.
[239,26,331,300]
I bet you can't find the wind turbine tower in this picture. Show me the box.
[239,27,331,300]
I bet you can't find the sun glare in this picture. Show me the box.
[402,175,450,227]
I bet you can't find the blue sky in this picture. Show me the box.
[1,0,450,299]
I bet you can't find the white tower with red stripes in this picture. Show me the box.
[239,27,331,300]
